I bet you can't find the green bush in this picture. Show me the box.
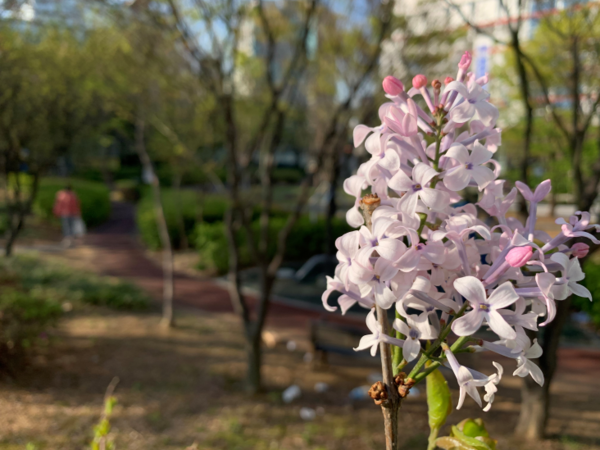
[195,222,234,273]
[0,287,62,368]
[272,167,305,184]
[575,259,600,327]
[5,255,148,311]
[136,189,229,250]
[33,177,111,227]
[195,216,352,274]
[0,288,62,353]
[0,255,149,371]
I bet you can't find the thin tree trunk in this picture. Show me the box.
[549,183,557,217]
[377,305,400,450]
[325,145,341,256]
[135,116,174,328]
[512,34,534,219]
[515,297,571,439]
[246,332,262,394]
[172,171,188,250]
[246,269,275,393]
[5,171,40,257]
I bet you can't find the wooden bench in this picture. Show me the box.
[309,319,368,367]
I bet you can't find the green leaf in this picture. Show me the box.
[458,418,490,438]
[427,368,452,432]
[449,426,493,450]
[435,436,480,450]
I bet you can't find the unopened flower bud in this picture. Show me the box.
[571,242,590,258]
[444,76,454,85]
[412,74,427,89]
[382,76,404,96]
[458,51,472,70]
[506,246,533,268]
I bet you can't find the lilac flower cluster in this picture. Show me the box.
[322,52,598,412]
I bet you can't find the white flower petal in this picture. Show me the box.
[454,276,487,304]
[470,165,496,190]
[452,309,483,336]
[443,167,471,191]
[388,169,414,192]
[487,282,519,309]
[451,101,476,123]
[403,337,421,362]
[486,310,517,340]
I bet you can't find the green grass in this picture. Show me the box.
[4,254,149,311]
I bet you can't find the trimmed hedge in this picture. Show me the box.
[34,177,111,227]
[195,216,352,274]
[136,189,228,250]
[136,187,352,271]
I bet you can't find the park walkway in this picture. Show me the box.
[80,201,362,331]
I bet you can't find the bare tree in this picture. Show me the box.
[165,0,393,394]
[445,0,534,217]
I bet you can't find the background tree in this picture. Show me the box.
[164,0,394,394]
[0,25,100,255]
[512,4,600,439]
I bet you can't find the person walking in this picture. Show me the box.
[53,184,81,246]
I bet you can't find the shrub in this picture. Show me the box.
[34,177,111,227]
[5,255,148,311]
[272,167,305,184]
[195,221,233,273]
[195,216,352,274]
[0,255,148,372]
[575,259,600,328]
[136,189,228,250]
[0,287,62,369]
[0,288,62,353]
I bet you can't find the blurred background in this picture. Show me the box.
[1,0,600,449]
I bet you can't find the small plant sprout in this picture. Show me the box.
[322,52,599,450]
[91,377,119,450]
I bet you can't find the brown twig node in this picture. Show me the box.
[368,380,388,405]
[395,374,415,399]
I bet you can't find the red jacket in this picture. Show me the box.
[53,190,81,217]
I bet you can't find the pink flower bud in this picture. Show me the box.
[571,242,589,258]
[458,51,472,70]
[506,246,533,268]
[412,74,427,89]
[382,76,404,96]
[444,76,454,85]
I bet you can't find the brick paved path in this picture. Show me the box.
[83,202,363,330]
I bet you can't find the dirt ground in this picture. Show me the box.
[2,203,599,449]
[0,304,599,450]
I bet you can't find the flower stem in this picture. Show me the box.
[392,310,404,376]
[427,426,440,450]
[376,305,401,450]
[413,335,471,384]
